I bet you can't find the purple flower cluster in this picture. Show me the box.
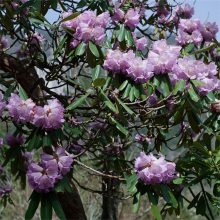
[113,8,140,29]
[157,3,194,25]
[27,147,73,192]
[32,99,65,129]
[7,94,64,129]
[172,57,220,94]
[7,94,35,123]
[177,19,218,45]
[0,92,5,117]
[132,33,148,51]
[135,152,176,184]
[175,3,194,19]
[103,49,154,83]
[0,184,12,198]
[62,11,110,47]
[148,40,181,74]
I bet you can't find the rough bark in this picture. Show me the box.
[0,53,87,220]
[0,53,44,100]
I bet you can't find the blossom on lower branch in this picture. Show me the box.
[32,99,65,130]
[27,147,73,192]
[7,94,65,130]
[135,152,176,184]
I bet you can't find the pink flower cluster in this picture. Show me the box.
[113,8,140,29]
[62,11,110,47]
[103,49,154,83]
[177,19,218,45]
[132,33,148,51]
[148,40,181,74]
[135,152,176,184]
[7,94,64,129]
[157,3,194,25]
[27,147,73,192]
[172,57,220,94]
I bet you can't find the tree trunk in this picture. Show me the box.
[101,177,120,220]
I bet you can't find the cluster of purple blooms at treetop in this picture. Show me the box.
[6,93,64,129]
[62,11,110,47]
[157,3,194,25]
[176,19,218,46]
[135,152,176,184]
[103,49,154,83]
[103,38,220,94]
[147,40,181,74]
[27,147,73,192]
[113,8,140,30]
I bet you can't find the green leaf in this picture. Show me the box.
[173,80,186,95]
[173,177,184,185]
[115,97,135,115]
[41,195,52,220]
[196,195,206,216]
[77,0,87,8]
[133,85,140,99]
[125,173,138,194]
[50,193,66,220]
[110,117,129,136]
[119,80,128,91]
[187,111,200,133]
[25,191,41,220]
[93,78,106,87]
[122,83,131,98]
[133,192,141,213]
[92,65,101,80]
[188,87,200,102]
[50,0,58,9]
[160,77,170,97]
[54,36,67,58]
[147,191,159,205]
[100,90,118,113]
[27,131,43,150]
[61,12,80,22]
[4,83,16,101]
[19,85,28,100]
[66,92,91,110]
[213,182,220,197]
[118,24,125,42]
[43,135,52,147]
[184,43,195,53]
[161,185,178,208]
[75,42,86,56]
[188,193,200,209]
[151,205,162,220]
[89,41,100,58]
[55,177,73,193]
[125,29,134,46]
[129,86,135,102]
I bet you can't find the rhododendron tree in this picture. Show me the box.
[0,0,220,220]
